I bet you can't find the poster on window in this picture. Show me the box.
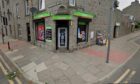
[37,24,45,41]
[90,31,94,39]
[45,26,52,42]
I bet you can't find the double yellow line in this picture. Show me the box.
[114,69,136,84]
[0,62,14,84]
[0,61,22,84]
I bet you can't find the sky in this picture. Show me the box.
[118,0,139,10]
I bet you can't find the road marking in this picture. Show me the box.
[30,46,37,49]
[12,55,24,61]
[114,69,130,84]
[0,62,14,84]
[123,70,136,83]
[15,77,22,84]
[0,55,22,84]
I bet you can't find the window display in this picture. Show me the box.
[77,26,87,43]
[45,26,52,42]
[37,23,45,41]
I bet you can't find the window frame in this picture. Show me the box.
[69,0,76,7]
[25,0,30,15]
[39,0,46,11]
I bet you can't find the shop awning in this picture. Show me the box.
[33,11,51,20]
[52,15,73,20]
[73,11,96,19]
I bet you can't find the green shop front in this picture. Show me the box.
[33,11,95,51]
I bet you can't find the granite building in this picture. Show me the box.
[114,9,135,38]
[31,0,113,51]
[0,0,13,37]
[123,0,140,22]
[0,0,113,51]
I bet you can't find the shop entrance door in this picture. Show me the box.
[58,28,67,48]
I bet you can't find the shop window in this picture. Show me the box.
[36,23,45,41]
[45,26,52,42]
[69,0,75,6]
[7,9,11,20]
[3,17,8,25]
[17,24,22,37]
[39,0,45,11]
[25,0,30,15]
[77,25,87,43]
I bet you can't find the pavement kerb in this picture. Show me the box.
[97,43,140,83]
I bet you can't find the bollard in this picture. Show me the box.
[8,41,11,50]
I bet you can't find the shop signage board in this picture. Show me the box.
[33,11,51,20]
[52,15,73,20]
[73,11,96,19]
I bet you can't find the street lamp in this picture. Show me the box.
[106,0,119,63]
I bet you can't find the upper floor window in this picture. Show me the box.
[7,9,11,20]
[2,0,4,8]
[6,0,10,5]
[69,0,75,6]
[16,3,19,18]
[39,0,45,11]
[25,0,30,15]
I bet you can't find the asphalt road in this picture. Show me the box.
[0,67,8,84]
[103,48,140,84]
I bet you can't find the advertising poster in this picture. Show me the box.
[37,24,45,41]
[45,26,52,42]
[90,31,94,39]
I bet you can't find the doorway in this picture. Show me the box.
[56,20,69,50]
[26,23,31,42]
[113,26,117,38]
[58,28,67,48]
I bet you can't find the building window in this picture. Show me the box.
[7,9,11,20]
[2,0,4,8]
[77,26,87,43]
[69,0,75,6]
[25,0,30,15]
[77,19,89,43]
[39,0,45,11]
[6,0,10,5]
[36,22,45,41]
[16,3,19,19]
[9,25,12,34]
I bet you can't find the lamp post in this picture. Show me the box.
[106,0,118,63]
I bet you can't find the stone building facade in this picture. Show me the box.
[31,0,113,51]
[123,0,140,22]
[114,9,135,38]
[0,0,13,37]
[0,0,113,51]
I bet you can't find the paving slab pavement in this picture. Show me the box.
[0,31,140,84]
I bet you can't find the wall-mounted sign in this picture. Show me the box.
[90,31,94,39]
